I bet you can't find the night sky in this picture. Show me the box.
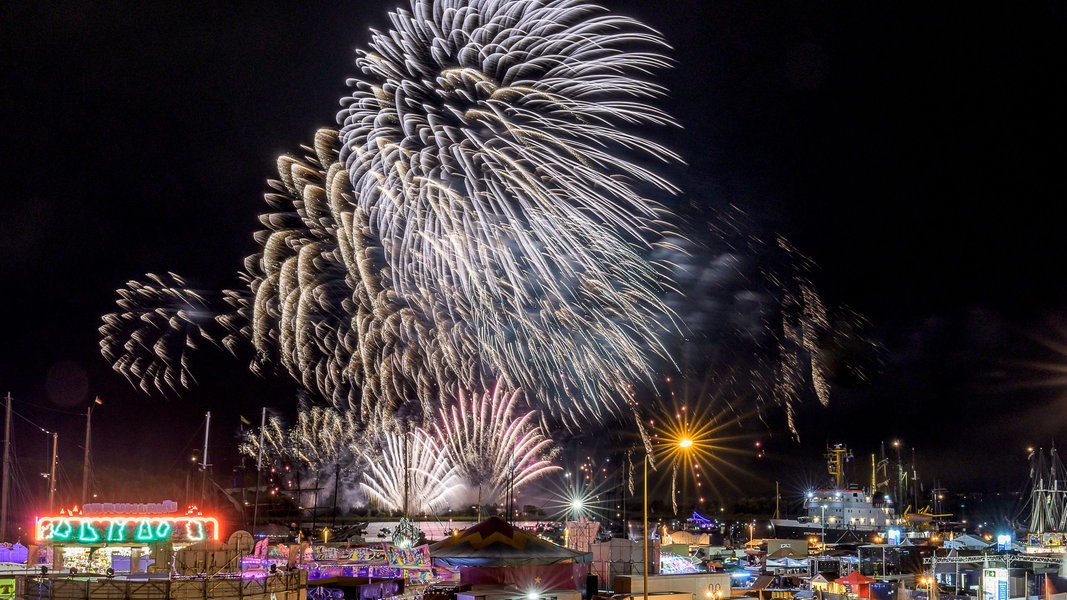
[2,0,1066,520]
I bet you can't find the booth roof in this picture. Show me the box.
[837,571,876,585]
[428,517,591,567]
[768,547,806,559]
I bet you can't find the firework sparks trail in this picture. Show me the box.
[99,272,218,395]
[237,403,365,470]
[236,406,367,518]
[217,129,467,424]
[357,427,460,513]
[769,235,832,434]
[434,383,559,506]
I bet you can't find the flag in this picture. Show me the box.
[240,415,251,426]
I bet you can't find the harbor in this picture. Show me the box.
[3,434,1066,600]
[3,458,1067,600]
[5,513,1067,600]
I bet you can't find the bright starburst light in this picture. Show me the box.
[643,375,769,514]
[544,465,616,523]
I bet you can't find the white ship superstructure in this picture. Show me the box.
[771,445,907,542]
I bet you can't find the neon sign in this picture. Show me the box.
[35,516,219,544]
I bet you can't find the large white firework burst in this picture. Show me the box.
[434,383,559,505]
[334,0,682,424]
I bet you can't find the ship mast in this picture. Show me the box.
[825,444,849,489]
[1027,446,1067,533]
[871,453,877,494]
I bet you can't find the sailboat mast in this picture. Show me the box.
[1,392,12,541]
[252,407,266,535]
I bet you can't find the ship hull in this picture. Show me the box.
[769,518,880,543]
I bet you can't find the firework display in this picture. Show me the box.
[238,404,358,471]
[224,128,473,425]
[101,0,683,430]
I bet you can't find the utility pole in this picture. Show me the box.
[1,392,12,541]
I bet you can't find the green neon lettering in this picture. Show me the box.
[155,521,172,539]
[52,520,73,541]
[107,520,127,542]
[78,521,101,543]
[135,520,154,541]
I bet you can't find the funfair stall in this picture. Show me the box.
[429,517,591,593]
[33,501,220,574]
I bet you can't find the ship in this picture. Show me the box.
[770,445,908,544]
[1020,445,1067,551]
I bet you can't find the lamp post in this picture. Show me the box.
[678,437,693,513]
[919,575,934,599]
[81,397,102,506]
[643,454,649,600]
[892,440,902,517]
[643,437,694,600]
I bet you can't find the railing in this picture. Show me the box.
[19,570,307,600]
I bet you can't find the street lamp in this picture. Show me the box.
[919,575,935,599]
[678,437,693,514]
[644,436,695,600]
[81,397,103,505]
[892,440,902,518]
[643,453,649,600]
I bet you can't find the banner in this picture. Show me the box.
[312,544,388,563]
[386,544,431,568]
